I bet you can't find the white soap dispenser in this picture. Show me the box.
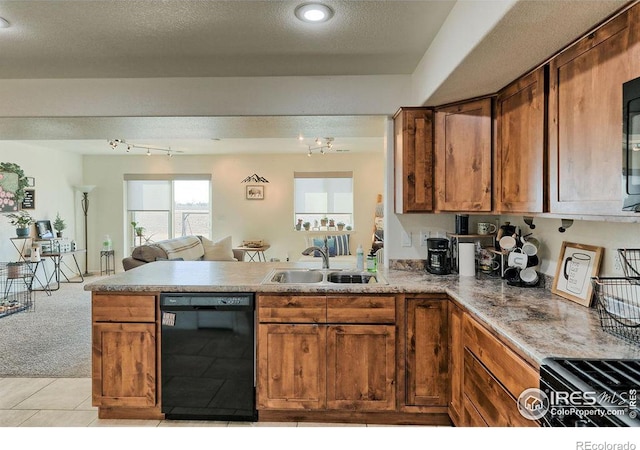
[356,244,364,271]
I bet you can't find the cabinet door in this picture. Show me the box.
[406,299,448,407]
[548,8,637,215]
[92,322,157,408]
[448,301,464,424]
[496,67,546,213]
[257,324,326,410]
[326,325,396,411]
[394,107,434,213]
[434,98,493,211]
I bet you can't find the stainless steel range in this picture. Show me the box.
[540,358,640,427]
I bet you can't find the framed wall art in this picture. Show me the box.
[246,185,264,200]
[21,189,35,210]
[551,241,604,307]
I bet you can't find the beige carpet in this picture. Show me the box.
[0,275,102,377]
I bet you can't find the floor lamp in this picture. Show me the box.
[74,185,96,277]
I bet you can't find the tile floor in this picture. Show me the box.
[0,377,378,427]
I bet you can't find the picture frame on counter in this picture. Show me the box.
[552,241,604,307]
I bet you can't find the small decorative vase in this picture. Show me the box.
[295,219,303,231]
[320,219,328,227]
[16,227,29,237]
[337,224,344,231]
[56,232,63,238]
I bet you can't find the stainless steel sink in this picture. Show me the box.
[268,269,324,284]
[262,268,387,285]
[326,271,378,284]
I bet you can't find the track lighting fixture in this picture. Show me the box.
[306,137,338,156]
[108,139,184,156]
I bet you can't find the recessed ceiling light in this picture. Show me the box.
[295,3,334,23]
[0,17,10,28]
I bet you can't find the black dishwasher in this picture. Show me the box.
[160,293,256,421]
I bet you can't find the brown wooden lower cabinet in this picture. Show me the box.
[91,292,161,418]
[326,324,396,411]
[458,314,540,427]
[405,297,448,407]
[257,324,327,410]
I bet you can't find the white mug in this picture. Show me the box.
[519,267,539,285]
[521,241,538,256]
[508,248,527,269]
[477,222,497,235]
[499,235,517,252]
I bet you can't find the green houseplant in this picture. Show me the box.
[53,213,66,237]
[6,210,35,237]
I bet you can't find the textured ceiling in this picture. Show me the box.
[0,0,455,78]
[0,0,630,154]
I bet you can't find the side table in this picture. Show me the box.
[100,250,115,275]
[233,245,270,262]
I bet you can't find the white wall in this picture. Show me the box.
[83,152,384,272]
[0,143,83,268]
[385,209,640,278]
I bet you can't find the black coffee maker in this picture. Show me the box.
[426,238,451,275]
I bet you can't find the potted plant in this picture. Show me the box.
[337,221,345,231]
[346,225,352,231]
[320,217,328,227]
[131,221,145,245]
[6,210,34,237]
[328,218,335,228]
[53,213,66,238]
[295,219,303,231]
[303,221,311,231]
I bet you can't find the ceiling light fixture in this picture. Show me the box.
[108,139,184,156]
[295,3,334,23]
[306,137,335,156]
[0,17,10,28]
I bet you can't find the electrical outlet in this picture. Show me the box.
[420,230,430,246]
[401,230,412,247]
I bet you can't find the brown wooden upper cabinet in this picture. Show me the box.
[394,107,434,213]
[434,98,492,212]
[548,5,640,215]
[495,67,546,213]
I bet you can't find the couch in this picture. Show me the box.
[122,235,244,271]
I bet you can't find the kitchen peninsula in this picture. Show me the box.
[85,261,640,426]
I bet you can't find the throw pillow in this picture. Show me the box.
[331,234,351,255]
[201,236,236,261]
[312,237,336,257]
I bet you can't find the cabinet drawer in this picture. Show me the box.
[327,296,395,323]
[463,349,536,427]
[92,294,156,323]
[463,315,538,398]
[258,295,326,323]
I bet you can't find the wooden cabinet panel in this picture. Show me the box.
[394,107,434,213]
[405,298,448,407]
[92,322,157,408]
[434,98,493,211]
[496,67,546,213]
[462,393,488,427]
[463,315,538,399]
[257,324,327,410]
[258,295,326,323]
[548,8,638,214]
[92,293,156,323]
[327,295,395,324]
[448,301,463,423]
[326,325,396,411]
[463,349,536,427]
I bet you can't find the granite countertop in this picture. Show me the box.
[84,260,640,365]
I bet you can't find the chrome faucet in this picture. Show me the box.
[302,246,330,269]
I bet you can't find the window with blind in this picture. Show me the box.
[125,175,211,246]
[293,171,353,228]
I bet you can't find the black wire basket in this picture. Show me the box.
[592,277,640,345]
[618,248,640,277]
